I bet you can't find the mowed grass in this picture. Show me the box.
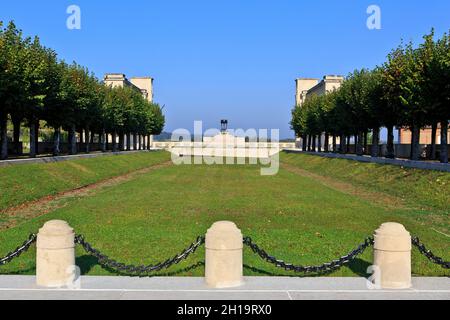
[0,152,448,277]
[0,151,170,211]
[281,153,450,212]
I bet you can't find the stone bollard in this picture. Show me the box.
[36,220,76,288]
[205,221,244,288]
[374,222,412,289]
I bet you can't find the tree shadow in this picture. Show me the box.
[76,255,205,277]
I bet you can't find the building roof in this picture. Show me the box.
[296,78,319,81]
[130,76,154,80]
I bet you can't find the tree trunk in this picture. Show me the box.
[112,131,117,152]
[126,133,131,151]
[317,135,320,152]
[386,125,395,159]
[0,114,8,160]
[411,124,421,161]
[301,134,307,151]
[339,135,345,153]
[53,127,61,156]
[35,122,39,156]
[79,129,84,144]
[101,129,106,152]
[332,135,337,153]
[68,129,73,153]
[346,136,351,153]
[440,120,448,164]
[133,133,137,150]
[12,117,21,155]
[105,133,109,151]
[371,127,380,158]
[148,135,152,150]
[85,127,90,153]
[430,122,437,160]
[356,131,363,156]
[142,135,147,150]
[29,121,37,158]
[307,135,311,151]
[324,133,329,153]
[311,135,316,152]
[69,125,77,155]
[118,133,124,151]
[363,131,368,155]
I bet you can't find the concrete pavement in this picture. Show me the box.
[0,276,448,300]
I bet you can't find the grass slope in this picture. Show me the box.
[0,151,170,211]
[0,155,448,277]
[281,152,450,212]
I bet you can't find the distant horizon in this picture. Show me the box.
[2,1,449,139]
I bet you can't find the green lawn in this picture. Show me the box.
[281,153,450,212]
[0,151,170,211]
[0,151,448,277]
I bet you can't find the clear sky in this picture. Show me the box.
[1,1,449,139]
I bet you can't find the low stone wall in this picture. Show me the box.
[0,150,156,167]
[295,143,450,159]
[285,150,450,172]
[37,142,103,154]
[153,141,296,150]
[7,142,23,155]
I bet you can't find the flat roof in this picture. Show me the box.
[130,76,154,80]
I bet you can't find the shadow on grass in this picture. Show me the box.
[0,267,36,276]
[77,254,372,279]
[76,255,205,277]
[244,258,372,278]
[347,258,372,277]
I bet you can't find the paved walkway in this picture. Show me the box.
[285,149,450,172]
[0,276,448,300]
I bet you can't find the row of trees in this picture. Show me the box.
[0,21,165,160]
[291,30,449,163]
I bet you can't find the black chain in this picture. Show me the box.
[1,232,447,275]
[0,234,37,266]
[412,236,450,269]
[243,236,374,274]
[75,235,205,274]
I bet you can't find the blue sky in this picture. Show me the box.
[1,1,450,139]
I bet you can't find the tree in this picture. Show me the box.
[421,30,450,163]
[342,70,374,155]
[382,45,410,159]
[398,42,431,160]
[333,82,354,154]
[362,68,387,157]
[0,21,27,159]
[13,34,56,158]
[433,31,450,163]
[291,103,307,150]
